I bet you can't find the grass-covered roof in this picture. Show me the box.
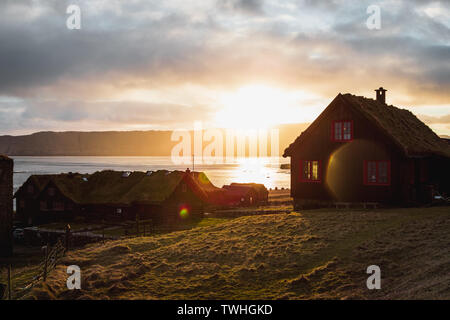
[228,183,269,195]
[342,94,450,158]
[15,174,63,198]
[284,93,450,158]
[26,170,224,205]
[0,155,12,161]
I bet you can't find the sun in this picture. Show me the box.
[214,85,283,129]
[213,84,315,130]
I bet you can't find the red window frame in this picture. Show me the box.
[331,120,353,142]
[300,160,322,183]
[363,160,391,186]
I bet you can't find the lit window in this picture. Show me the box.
[301,160,321,182]
[364,161,390,185]
[332,121,353,141]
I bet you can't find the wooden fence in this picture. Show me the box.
[1,218,198,299]
[1,238,66,300]
[1,220,153,300]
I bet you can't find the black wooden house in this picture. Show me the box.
[283,88,450,208]
[15,170,226,225]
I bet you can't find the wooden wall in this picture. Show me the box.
[0,157,13,257]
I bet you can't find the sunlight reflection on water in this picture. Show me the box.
[11,156,290,193]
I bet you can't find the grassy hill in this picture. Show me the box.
[27,206,449,300]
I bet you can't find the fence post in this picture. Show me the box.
[65,224,71,252]
[136,213,140,237]
[43,244,49,282]
[7,265,12,300]
[102,220,105,244]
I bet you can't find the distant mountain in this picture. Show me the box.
[0,131,174,156]
[0,123,309,157]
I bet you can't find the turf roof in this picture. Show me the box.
[23,170,224,206]
[0,155,12,161]
[227,183,269,195]
[342,94,450,158]
[284,93,450,158]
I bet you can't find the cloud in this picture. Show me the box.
[417,114,450,124]
[219,0,265,15]
[0,98,217,134]
[0,0,449,134]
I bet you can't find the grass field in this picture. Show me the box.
[14,206,450,299]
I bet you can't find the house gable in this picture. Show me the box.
[37,180,77,211]
[14,177,44,200]
[164,175,205,209]
[283,94,402,159]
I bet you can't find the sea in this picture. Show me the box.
[11,156,291,194]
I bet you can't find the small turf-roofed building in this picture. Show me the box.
[283,88,450,208]
[222,183,269,206]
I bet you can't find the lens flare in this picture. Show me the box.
[179,206,189,218]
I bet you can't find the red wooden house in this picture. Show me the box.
[222,183,269,206]
[283,88,450,208]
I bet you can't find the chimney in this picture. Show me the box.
[375,87,387,104]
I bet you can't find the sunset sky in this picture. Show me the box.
[0,0,449,135]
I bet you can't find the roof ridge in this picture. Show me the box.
[343,94,450,157]
[284,92,450,158]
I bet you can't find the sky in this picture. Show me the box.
[0,0,449,135]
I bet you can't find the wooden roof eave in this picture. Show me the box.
[283,94,344,157]
[284,93,412,159]
[13,187,23,199]
[13,177,36,198]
